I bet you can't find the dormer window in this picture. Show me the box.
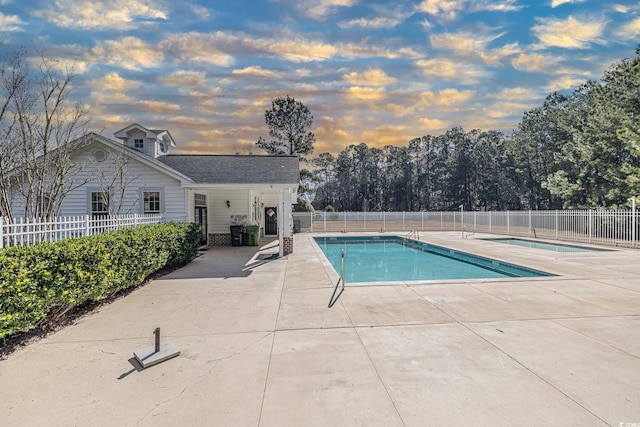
[159,142,166,153]
[134,138,144,149]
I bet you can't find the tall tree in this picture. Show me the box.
[256,95,316,160]
[0,47,89,220]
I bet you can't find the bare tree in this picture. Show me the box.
[91,145,142,215]
[0,47,90,220]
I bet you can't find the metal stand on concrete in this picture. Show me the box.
[133,328,180,369]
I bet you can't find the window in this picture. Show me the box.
[143,191,161,214]
[90,192,109,216]
[134,138,144,149]
[194,193,207,207]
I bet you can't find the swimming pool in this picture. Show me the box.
[481,238,608,253]
[314,236,552,283]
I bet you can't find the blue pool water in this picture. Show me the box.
[314,236,552,283]
[482,238,608,253]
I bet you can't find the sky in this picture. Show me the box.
[1,0,639,156]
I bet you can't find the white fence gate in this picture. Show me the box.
[0,214,163,249]
[293,209,639,249]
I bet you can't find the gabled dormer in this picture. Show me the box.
[114,123,177,158]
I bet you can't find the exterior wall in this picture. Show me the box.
[57,142,187,221]
[206,189,251,233]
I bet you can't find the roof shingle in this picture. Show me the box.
[157,154,300,184]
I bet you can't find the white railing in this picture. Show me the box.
[0,214,163,249]
[293,209,639,249]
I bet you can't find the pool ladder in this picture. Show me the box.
[328,249,345,308]
[406,230,420,240]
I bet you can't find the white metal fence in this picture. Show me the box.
[293,209,639,249]
[0,214,163,249]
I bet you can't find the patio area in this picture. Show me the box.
[1,232,640,426]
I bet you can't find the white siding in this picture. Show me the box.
[206,189,251,233]
[58,142,187,221]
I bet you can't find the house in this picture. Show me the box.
[13,123,300,254]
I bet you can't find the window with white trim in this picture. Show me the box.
[90,191,109,216]
[143,191,161,214]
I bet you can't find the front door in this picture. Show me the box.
[195,206,208,244]
[264,207,277,235]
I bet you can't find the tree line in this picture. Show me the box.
[308,48,640,212]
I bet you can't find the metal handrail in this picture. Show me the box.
[406,230,419,240]
[328,249,345,308]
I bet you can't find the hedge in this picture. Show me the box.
[0,222,201,339]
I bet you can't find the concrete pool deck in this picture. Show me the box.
[1,232,640,426]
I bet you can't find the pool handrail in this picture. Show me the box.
[328,249,345,308]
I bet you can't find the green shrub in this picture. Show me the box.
[0,222,201,338]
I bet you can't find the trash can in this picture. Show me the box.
[230,225,244,246]
[293,220,301,233]
[245,225,259,246]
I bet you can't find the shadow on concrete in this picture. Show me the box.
[117,357,144,380]
[158,239,280,280]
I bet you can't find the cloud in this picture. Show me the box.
[95,72,141,92]
[187,3,211,19]
[359,124,412,148]
[416,58,490,84]
[338,16,403,29]
[162,30,420,64]
[511,52,561,72]
[296,0,358,20]
[420,89,474,106]
[485,101,533,118]
[33,0,167,30]
[342,69,397,85]
[550,0,587,7]
[415,0,463,20]
[137,100,181,113]
[343,86,387,100]
[232,66,279,78]
[91,37,163,70]
[430,31,519,65]
[616,17,640,39]
[473,0,523,12]
[159,70,207,88]
[0,12,24,31]
[494,87,539,99]
[532,15,607,49]
[545,75,586,91]
[417,117,448,130]
[160,33,234,66]
[416,0,522,19]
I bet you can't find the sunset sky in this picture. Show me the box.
[1,0,639,156]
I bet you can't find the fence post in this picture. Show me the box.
[383,211,386,231]
[632,196,637,249]
[85,215,90,237]
[588,209,592,244]
[402,211,405,231]
[555,210,558,240]
[421,211,424,231]
[0,217,3,249]
[507,210,510,234]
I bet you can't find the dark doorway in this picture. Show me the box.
[195,206,208,244]
[264,207,277,235]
